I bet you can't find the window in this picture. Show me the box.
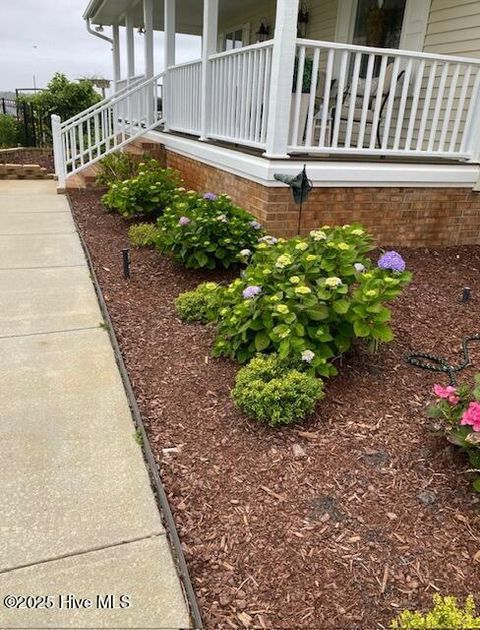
[222,24,250,51]
[352,0,407,49]
[351,0,407,77]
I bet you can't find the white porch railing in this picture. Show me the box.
[167,60,202,135]
[290,39,480,160]
[116,74,146,92]
[116,74,147,123]
[52,72,165,187]
[209,42,274,149]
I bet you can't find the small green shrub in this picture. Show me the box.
[156,191,265,270]
[175,282,225,323]
[232,354,324,426]
[101,159,183,219]
[96,152,145,187]
[213,225,411,375]
[391,595,480,629]
[128,223,159,248]
[0,114,21,148]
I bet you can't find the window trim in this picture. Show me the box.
[335,0,429,52]
[218,22,251,52]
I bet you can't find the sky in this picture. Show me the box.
[0,0,201,93]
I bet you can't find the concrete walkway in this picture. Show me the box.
[0,181,190,629]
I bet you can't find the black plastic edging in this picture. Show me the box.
[67,196,203,630]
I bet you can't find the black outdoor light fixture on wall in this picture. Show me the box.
[298,2,310,38]
[256,19,270,43]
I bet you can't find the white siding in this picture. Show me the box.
[218,0,338,48]
[424,0,480,58]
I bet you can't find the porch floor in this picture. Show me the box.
[161,129,469,166]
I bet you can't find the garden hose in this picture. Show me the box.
[406,334,480,386]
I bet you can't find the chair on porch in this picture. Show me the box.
[330,63,406,148]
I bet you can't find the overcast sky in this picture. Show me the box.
[0,0,201,92]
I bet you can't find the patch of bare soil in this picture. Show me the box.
[70,189,480,629]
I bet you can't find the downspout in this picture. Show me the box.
[85,17,112,44]
[85,17,119,92]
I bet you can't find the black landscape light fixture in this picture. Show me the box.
[274,165,313,235]
[298,2,310,38]
[257,19,270,43]
[461,287,472,303]
[122,248,131,279]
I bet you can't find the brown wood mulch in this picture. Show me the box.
[69,189,480,629]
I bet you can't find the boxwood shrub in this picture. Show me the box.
[175,282,225,324]
[232,354,324,426]
[391,595,480,629]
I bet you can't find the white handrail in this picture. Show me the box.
[167,58,202,71]
[209,40,273,62]
[62,71,165,133]
[297,38,480,66]
[53,72,166,187]
[60,76,146,130]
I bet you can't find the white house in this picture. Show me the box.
[53,0,480,246]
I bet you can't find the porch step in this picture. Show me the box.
[65,163,106,191]
[0,164,54,181]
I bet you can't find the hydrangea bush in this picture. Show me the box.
[212,225,411,375]
[391,595,480,629]
[428,376,480,491]
[102,159,183,219]
[232,354,324,426]
[156,191,265,269]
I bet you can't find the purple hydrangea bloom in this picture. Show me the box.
[179,216,190,226]
[242,285,262,299]
[249,220,262,230]
[259,235,278,245]
[378,251,406,273]
[203,192,218,201]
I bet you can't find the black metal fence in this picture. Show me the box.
[0,97,47,147]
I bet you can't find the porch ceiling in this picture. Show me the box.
[84,0,265,35]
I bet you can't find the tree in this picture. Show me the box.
[27,73,101,122]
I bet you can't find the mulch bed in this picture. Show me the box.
[70,189,480,629]
[0,148,54,172]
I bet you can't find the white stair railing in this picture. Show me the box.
[52,72,165,187]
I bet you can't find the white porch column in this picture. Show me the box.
[143,0,155,124]
[465,71,480,164]
[163,0,176,130]
[112,24,121,91]
[143,0,154,78]
[263,0,300,158]
[126,11,136,81]
[200,0,218,141]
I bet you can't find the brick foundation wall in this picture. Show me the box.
[164,149,480,247]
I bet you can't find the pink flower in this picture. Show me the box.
[460,401,480,432]
[433,384,460,406]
